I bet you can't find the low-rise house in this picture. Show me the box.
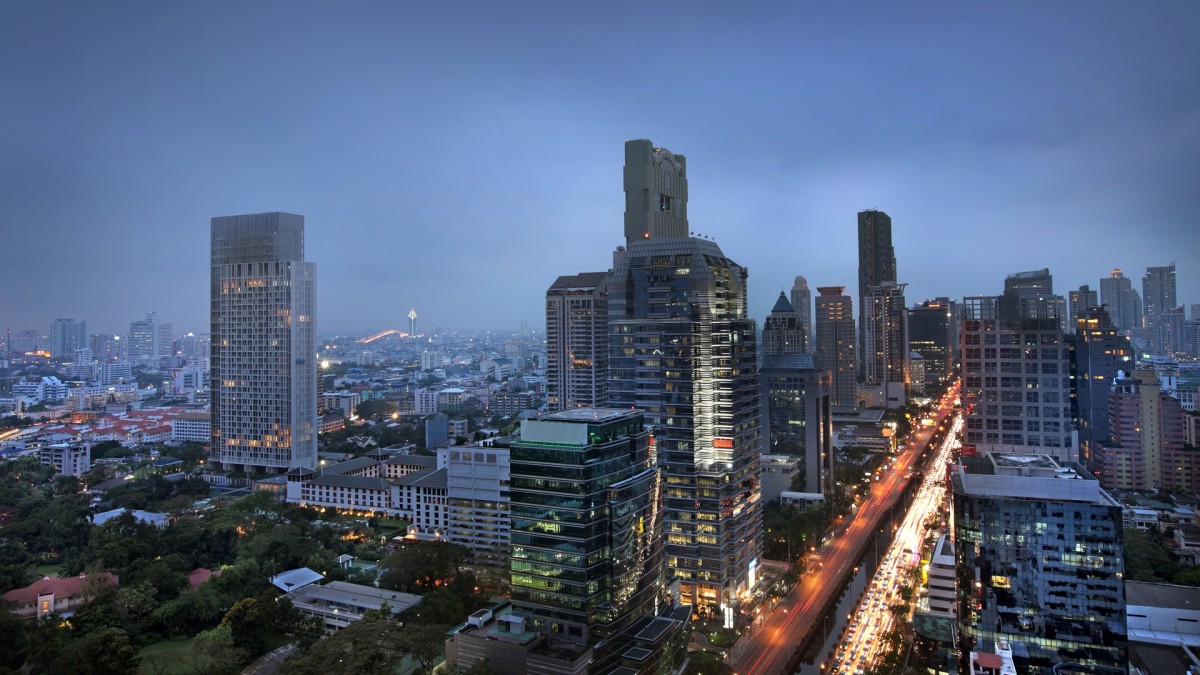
[2,573,119,620]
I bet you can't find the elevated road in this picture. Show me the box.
[733,384,960,675]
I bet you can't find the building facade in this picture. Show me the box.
[607,236,762,616]
[1099,268,1142,332]
[952,460,1127,674]
[815,286,857,408]
[1142,262,1177,350]
[790,275,812,354]
[759,354,833,494]
[1097,370,1198,494]
[623,139,687,245]
[545,272,609,411]
[1072,309,1133,472]
[210,211,317,472]
[908,298,955,387]
[761,292,804,358]
[859,282,909,408]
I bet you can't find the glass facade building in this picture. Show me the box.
[952,461,1127,674]
[509,409,666,646]
[607,236,762,617]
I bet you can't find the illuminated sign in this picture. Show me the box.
[961,444,976,457]
[713,438,734,449]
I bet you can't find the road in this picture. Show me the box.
[832,413,962,675]
[733,384,960,675]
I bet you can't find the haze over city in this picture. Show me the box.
[2,1,1198,334]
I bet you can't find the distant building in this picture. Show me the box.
[3,572,118,620]
[1100,268,1142,332]
[285,580,420,633]
[622,139,687,245]
[39,442,90,477]
[1068,284,1099,326]
[1142,263,1177,352]
[759,353,833,494]
[791,275,813,354]
[925,534,955,617]
[1096,370,1198,494]
[545,271,610,413]
[762,292,805,357]
[952,457,1127,673]
[49,318,89,360]
[170,412,211,443]
[908,298,955,387]
[815,286,857,407]
[128,311,173,361]
[1072,309,1133,472]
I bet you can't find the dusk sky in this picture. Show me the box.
[2,2,1198,337]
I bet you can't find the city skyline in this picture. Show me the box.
[2,3,1198,334]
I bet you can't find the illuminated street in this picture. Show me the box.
[732,384,960,675]
[831,412,962,674]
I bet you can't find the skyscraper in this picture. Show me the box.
[623,139,687,246]
[1068,284,1099,326]
[790,275,812,353]
[210,212,317,472]
[999,268,1068,333]
[607,236,762,618]
[128,311,173,360]
[1072,308,1133,472]
[760,354,833,494]
[1142,262,1177,352]
[962,296,1074,464]
[908,298,954,387]
[49,318,89,360]
[815,286,857,407]
[952,458,1127,673]
[545,272,608,411]
[761,292,804,357]
[509,409,667,655]
[857,210,908,407]
[1099,268,1142,332]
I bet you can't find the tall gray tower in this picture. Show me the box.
[791,275,813,353]
[623,139,688,245]
[211,212,317,472]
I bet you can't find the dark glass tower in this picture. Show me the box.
[509,408,665,645]
[1072,308,1132,472]
[607,236,762,618]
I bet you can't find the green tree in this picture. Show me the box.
[403,624,450,673]
[355,399,398,421]
[51,627,140,675]
[220,597,265,654]
[378,542,469,593]
[280,613,409,675]
[189,624,247,675]
[684,651,733,675]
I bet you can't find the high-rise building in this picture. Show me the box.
[859,282,909,408]
[1157,305,1187,357]
[210,212,317,473]
[1142,262,1177,340]
[790,276,812,353]
[760,354,833,494]
[545,272,609,411]
[1000,268,1068,333]
[761,292,804,357]
[1072,308,1133,472]
[952,456,1127,674]
[962,295,1074,463]
[857,210,907,408]
[1096,370,1197,494]
[128,311,174,360]
[908,299,954,387]
[623,139,687,245]
[49,319,89,360]
[815,286,857,407]
[1068,284,1099,326]
[509,409,669,661]
[607,236,762,617]
[1099,268,1142,332]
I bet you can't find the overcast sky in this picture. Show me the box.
[2,2,1197,337]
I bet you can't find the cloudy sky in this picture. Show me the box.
[2,2,1197,337]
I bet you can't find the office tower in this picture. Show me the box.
[545,272,609,411]
[860,282,909,408]
[1068,284,1099,326]
[952,458,1127,674]
[761,291,804,357]
[815,286,857,407]
[1097,370,1197,494]
[49,318,89,359]
[210,212,317,473]
[857,210,908,407]
[89,334,121,362]
[509,410,668,657]
[1072,309,1133,472]
[1142,262,1177,338]
[908,299,954,387]
[1000,268,1068,333]
[444,445,510,563]
[857,209,896,292]
[623,139,687,245]
[760,353,833,494]
[1099,268,1142,331]
[1157,306,1187,356]
[790,276,812,353]
[607,236,762,617]
[961,293,1074,463]
[128,311,174,360]
[1192,304,1200,322]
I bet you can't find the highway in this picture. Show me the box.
[831,412,962,675]
[732,383,960,675]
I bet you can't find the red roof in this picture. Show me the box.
[2,572,118,604]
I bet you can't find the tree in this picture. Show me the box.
[280,613,409,674]
[189,624,247,675]
[378,542,469,594]
[684,651,733,675]
[403,624,450,673]
[51,627,140,675]
[220,597,265,654]
[355,399,398,421]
